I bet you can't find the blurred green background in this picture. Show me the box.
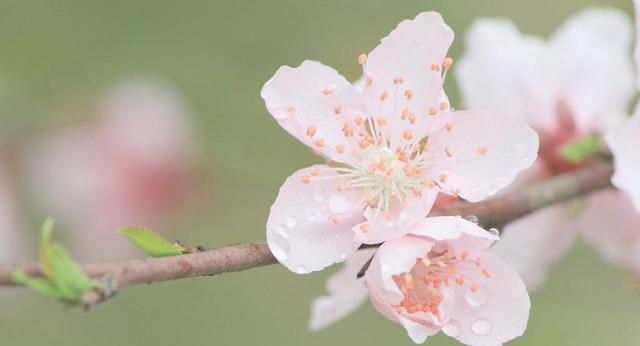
[1,0,639,345]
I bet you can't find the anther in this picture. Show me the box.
[335,144,345,154]
[314,138,325,147]
[380,90,389,101]
[376,117,387,127]
[428,107,438,116]
[470,281,479,292]
[287,106,296,113]
[322,88,333,96]
[335,183,342,192]
[329,214,338,224]
[404,89,413,99]
[439,102,449,111]
[310,167,321,176]
[394,77,403,84]
[443,57,453,69]
[306,125,316,137]
[476,146,488,156]
[439,174,448,184]
[445,122,453,132]
[403,130,413,140]
[358,54,367,64]
[444,146,453,157]
[431,64,441,72]
[334,105,342,115]
[301,175,311,184]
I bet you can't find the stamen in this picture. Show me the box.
[306,126,316,137]
[314,138,325,147]
[358,54,367,64]
[334,105,342,115]
[476,146,488,156]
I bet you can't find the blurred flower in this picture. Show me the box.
[606,113,640,211]
[0,164,25,261]
[456,8,637,289]
[263,11,538,274]
[365,217,529,345]
[27,79,196,261]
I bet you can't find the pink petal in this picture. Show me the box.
[266,165,364,274]
[366,236,433,303]
[580,189,640,272]
[490,204,577,290]
[425,111,539,202]
[456,18,557,132]
[450,253,530,346]
[362,12,454,145]
[606,111,640,211]
[261,60,366,165]
[309,248,376,331]
[549,8,634,133]
[354,189,438,244]
[409,216,498,254]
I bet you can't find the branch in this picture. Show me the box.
[0,162,613,305]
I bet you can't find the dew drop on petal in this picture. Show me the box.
[312,187,326,202]
[442,320,460,337]
[296,266,307,274]
[465,288,488,307]
[466,215,479,225]
[285,215,297,228]
[471,318,492,336]
[329,193,353,214]
[269,232,290,261]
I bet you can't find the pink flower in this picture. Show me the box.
[580,189,640,274]
[365,217,529,345]
[309,247,375,331]
[607,109,640,212]
[456,8,636,289]
[605,1,640,212]
[27,79,196,261]
[263,12,538,274]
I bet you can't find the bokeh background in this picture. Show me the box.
[1,0,639,345]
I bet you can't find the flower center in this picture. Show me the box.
[392,247,492,316]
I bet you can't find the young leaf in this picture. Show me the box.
[12,271,60,299]
[45,243,94,301]
[559,134,601,163]
[19,218,96,302]
[118,227,186,257]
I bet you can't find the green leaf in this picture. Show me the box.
[559,134,601,163]
[45,243,94,301]
[12,270,60,298]
[118,227,186,257]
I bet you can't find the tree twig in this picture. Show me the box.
[0,162,613,305]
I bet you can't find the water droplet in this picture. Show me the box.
[312,187,325,202]
[285,215,297,228]
[296,266,307,274]
[488,228,499,236]
[329,193,352,214]
[465,288,488,307]
[339,253,347,260]
[471,318,492,336]
[268,232,290,261]
[466,215,479,225]
[276,226,288,238]
[442,320,460,337]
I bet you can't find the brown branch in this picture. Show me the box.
[0,162,613,305]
